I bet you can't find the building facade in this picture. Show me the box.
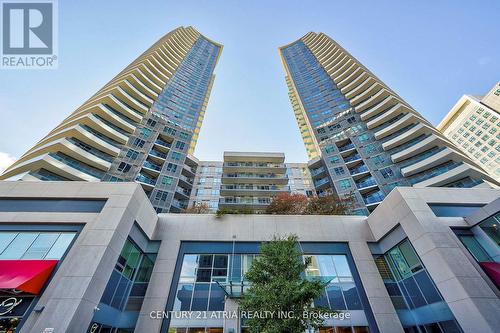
[437,82,500,182]
[279,32,498,215]
[219,152,289,213]
[189,160,223,212]
[0,182,498,333]
[0,26,223,214]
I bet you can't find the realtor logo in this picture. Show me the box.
[1,0,58,69]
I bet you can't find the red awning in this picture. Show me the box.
[0,260,58,294]
[479,262,500,289]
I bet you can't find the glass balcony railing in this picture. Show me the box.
[363,190,385,205]
[80,125,122,148]
[399,146,446,169]
[179,175,194,184]
[349,164,369,175]
[175,188,191,197]
[343,153,361,163]
[143,160,162,172]
[409,161,463,185]
[49,152,104,179]
[356,177,377,189]
[310,167,326,176]
[149,149,167,159]
[224,162,285,168]
[220,198,271,205]
[154,139,172,148]
[67,138,114,162]
[314,178,330,187]
[224,173,287,179]
[338,143,355,152]
[135,173,156,186]
[102,103,138,126]
[221,185,289,191]
[172,199,188,209]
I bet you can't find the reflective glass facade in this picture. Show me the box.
[374,240,462,333]
[102,36,221,213]
[281,41,408,214]
[88,238,156,333]
[164,242,377,333]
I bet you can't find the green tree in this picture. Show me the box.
[238,235,330,333]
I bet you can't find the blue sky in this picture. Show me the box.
[1,0,499,170]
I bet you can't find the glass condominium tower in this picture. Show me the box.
[0,26,222,213]
[280,32,498,215]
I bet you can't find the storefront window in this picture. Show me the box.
[374,239,463,332]
[479,213,500,246]
[0,231,76,260]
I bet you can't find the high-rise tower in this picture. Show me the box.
[280,32,497,215]
[0,26,222,213]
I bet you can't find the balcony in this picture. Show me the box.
[337,143,355,152]
[222,173,288,185]
[218,197,271,210]
[170,199,188,212]
[178,174,194,187]
[148,149,167,163]
[174,187,191,200]
[153,138,172,152]
[142,160,162,176]
[135,173,157,190]
[314,177,331,190]
[343,153,362,167]
[349,164,370,179]
[355,177,378,193]
[223,162,286,173]
[310,166,327,178]
[220,185,289,196]
[363,190,385,208]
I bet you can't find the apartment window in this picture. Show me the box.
[166,163,178,173]
[338,179,351,190]
[358,134,370,142]
[146,119,157,127]
[380,167,394,179]
[326,156,341,166]
[171,152,182,161]
[325,145,335,154]
[164,127,177,137]
[162,176,173,186]
[333,167,345,176]
[133,138,145,148]
[364,143,378,154]
[175,141,186,150]
[179,132,189,140]
[118,162,131,173]
[126,149,139,160]
[140,128,152,138]
[155,190,168,202]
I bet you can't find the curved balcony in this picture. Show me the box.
[366,103,410,129]
[338,67,364,90]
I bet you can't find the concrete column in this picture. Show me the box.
[223,297,240,333]
[135,239,181,332]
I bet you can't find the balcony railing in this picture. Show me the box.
[363,190,385,205]
[143,160,162,172]
[343,153,361,163]
[220,198,272,205]
[349,164,369,175]
[154,139,172,148]
[338,143,355,152]
[409,161,463,185]
[224,173,287,179]
[221,185,289,191]
[310,167,326,176]
[355,177,377,189]
[49,152,104,179]
[224,162,285,168]
[149,149,167,159]
[135,173,156,186]
[179,175,194,184]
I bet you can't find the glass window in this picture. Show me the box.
[0,233,38,259]
[332,255,352,277]
[45,233,75,259]
[191,283,210,310]
[342,283,362,310]
[22,233,59,259]
[429,203,484,217]
[0,233,16,254]
[326,284,345,310]
[479,214,500,245]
